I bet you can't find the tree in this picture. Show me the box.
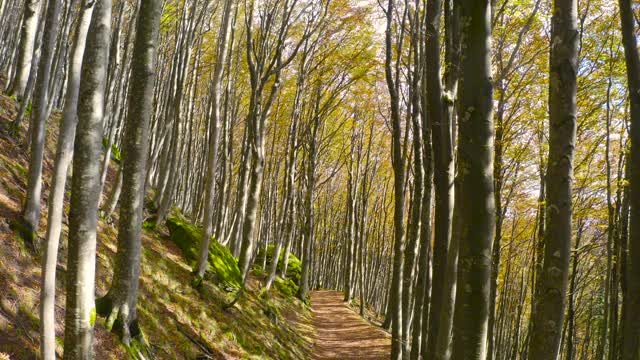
[62,0,111,356]
[7,0,40,99]
[38,0,86,355]
[195,0,235,281]
[618,0,640,358]
[384,0,408,357]
[449,0,495,358]
[18,0,60,247]
[96,0,162,346]
[423,0,457,357]
[527,0,578,358]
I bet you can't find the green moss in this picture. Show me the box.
[90,307,97,327]
[111,144,121,163]
[101,137,122,163]
[166,217,242,290]
[255,244,302,286]
[142,220,156,231]
[24,102,32,117]
[274,277,298,297]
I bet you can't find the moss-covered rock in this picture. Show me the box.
[166,217,242,290]
[255,244,302,286]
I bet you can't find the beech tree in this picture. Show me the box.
[63,0,111,356]
[449,0,495,358]
[97,0,162,345]
[7,0,40,99]
[528,0,578,358]
[618,0,640,357]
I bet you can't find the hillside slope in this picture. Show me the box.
[0,81,313,359]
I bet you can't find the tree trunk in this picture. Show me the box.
[195,0,234,280]
[449,0,495,358]
[96,0,161,346]
[527,0,577,358]
[8,0,40,99]
[40,0,90,357]
[619,0,640,358]
[426,0,457,356]
[63,0,111,356]
[16,0,48,247]
[385,0,406,357]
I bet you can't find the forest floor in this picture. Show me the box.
[310,291,390,360]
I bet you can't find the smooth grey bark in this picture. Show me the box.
[411,9,434,357]
[8,0,40,99]
[16,0,47,246]
[402,12,423,353]
[619,0,640,358]
[39,0,91,357]
[527,0,577,358]
[97,0,162,346]
[196,0,234,279]
[385,0,407,357]
[62,0,111,356]
[449,0,495,359]
[425,0,456,357]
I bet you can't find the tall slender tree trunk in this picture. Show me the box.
[8,0,40,98]
[449,0,495,358]
[619,0,640,358]
[195,0,234,280]
[527,0,577,358]
[18,0,56,247]
[411,115,433,360]
[385,0,406,357]
[426,0,457,357]
[38,0,88,356]
[401,11,423,352]
[63,0,111,356]
[96,0,162,346]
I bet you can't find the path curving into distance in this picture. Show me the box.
[310,290,391,360]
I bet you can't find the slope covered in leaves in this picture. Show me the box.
[0,82,313,359]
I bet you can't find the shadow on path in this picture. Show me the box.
[310,290,391,360]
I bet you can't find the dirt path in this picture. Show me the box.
[310,290,391,360]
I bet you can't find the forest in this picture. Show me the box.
[0,0,639,358]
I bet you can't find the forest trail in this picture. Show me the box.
[310,290,391,360]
